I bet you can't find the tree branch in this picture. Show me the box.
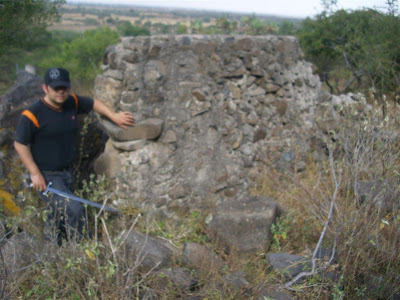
[284,151,340,290]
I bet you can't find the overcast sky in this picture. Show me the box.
[68,0,389,18]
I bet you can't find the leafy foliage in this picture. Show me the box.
[298,9,400,96]
[116,21,150,36]
[241,15,279,35]
[0,0,65,56]
[39,27,120,83]
[0,0,65,90]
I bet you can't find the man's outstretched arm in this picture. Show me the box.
[13,141,46,191]
[93,99,135,129]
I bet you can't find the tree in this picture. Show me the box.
[216,16,237,34]
[298,9,400,96]
[386,0,399,15]
[279,20,297,35]
[321,0,338,13]
[242,15,278,35]
[175,23,188,34]
[0,0,65,56]
[39,27,120,83]
[116,21,150,37]
[190,19,204,34]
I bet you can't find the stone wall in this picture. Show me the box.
[93,35,326,218]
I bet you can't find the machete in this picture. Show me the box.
[41,182,119,213]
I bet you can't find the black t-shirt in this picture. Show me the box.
[15,94,94,171]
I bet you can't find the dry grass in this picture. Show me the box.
[3,95,400,298]
[251,98,400,298]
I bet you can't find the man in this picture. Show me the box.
[14,67,134,244]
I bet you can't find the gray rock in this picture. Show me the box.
[267,253,311,280]
[222,270,249,291]
[154,267,196,291]
[94,140,122,178]
[254,284,296,300]
[101,118,163,141]
[111,139,147,151]
[160,130,178,144]
[124,229,179,270]
[0,129,13,146]
[0,71,43,128]
[181,242,225,270]
[93,74,123,110]
[207,196,281,253]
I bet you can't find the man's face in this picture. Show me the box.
[42,84,70,107]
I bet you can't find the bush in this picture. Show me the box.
[38,27,120,84]
[116,21,150,37]
[83,18,100,26]
[297,9,400,97]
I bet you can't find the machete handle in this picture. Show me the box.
[43,182,53,196]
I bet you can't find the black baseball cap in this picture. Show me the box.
[44,67,71,88]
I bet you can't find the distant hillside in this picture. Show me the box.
[53,2,302,32]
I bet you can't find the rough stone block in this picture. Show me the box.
[207,196,281,254]
[101,118,164,141]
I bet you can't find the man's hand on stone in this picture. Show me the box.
[112,111,135,129]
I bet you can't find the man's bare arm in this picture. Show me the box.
[14,141,46,191]
[93,99,135,129]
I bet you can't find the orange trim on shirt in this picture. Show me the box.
[71,94,78,110]
[22,110,39,128]
[40,98,62,112]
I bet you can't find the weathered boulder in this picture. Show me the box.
[124,229,180,270]
[100,117,163,141]
[181,242,225,270]
[93,140,122,178]
[153,267,198,292]
[253,284,296,300]
[93,72,123,109]
[267,252,312,280]
[222,270,249,291]
[0,71,43,128]
[207,196,281,254]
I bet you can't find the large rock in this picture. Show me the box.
[101,118,163,141]
[93,140,122,178]
[124,229,180,270]
[207,196,281,254]
[93,74,123,110]
[181,242,225,270]
[0,71,43,128]
[267,252,311,280]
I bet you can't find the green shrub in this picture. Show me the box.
[116,21,150,36]
[38,27,120,83]
[297,9,400,97]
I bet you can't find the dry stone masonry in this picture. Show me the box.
[93,35,361,253]
[94,35,322,215]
